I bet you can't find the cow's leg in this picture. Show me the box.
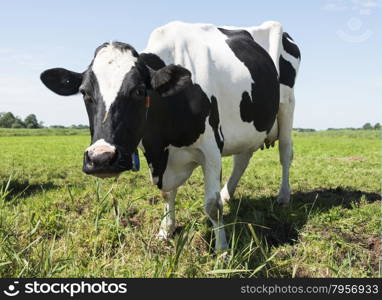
[220,151,253,204]
[202,154,228,251]
[277,92,295,205]
[156,148,197,239]
[157,189,177,239]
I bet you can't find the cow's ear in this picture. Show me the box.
[150,64,192,97]
[40,68,83,96]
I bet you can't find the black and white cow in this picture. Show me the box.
[40,21,300,251]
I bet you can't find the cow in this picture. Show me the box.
[40,21,300,251]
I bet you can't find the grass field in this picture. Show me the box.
[0,129,380,277]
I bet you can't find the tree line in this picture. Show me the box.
[327,123,381,131]
[0,111,379,131]
[0,112,88,129]
[295,123,381,132]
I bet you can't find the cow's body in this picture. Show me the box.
[140,22,300,246]
[40,21,301,251]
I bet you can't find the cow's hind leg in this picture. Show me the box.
[277,92,295,206]
[157,189,177,239]
[220,151,253,204]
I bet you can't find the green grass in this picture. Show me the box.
[0,129,380,277]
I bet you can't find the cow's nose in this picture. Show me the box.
[85,140,117,167]
[86,148,117,166]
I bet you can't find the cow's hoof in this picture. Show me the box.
[277,193,290,207]
[156,229,173,240]
[216,250,230,262]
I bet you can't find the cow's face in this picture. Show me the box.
[41,42,191,178]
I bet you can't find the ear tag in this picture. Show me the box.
[145,96,151,108]
[131,151,140,172]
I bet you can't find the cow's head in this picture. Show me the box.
[41,42,191,178]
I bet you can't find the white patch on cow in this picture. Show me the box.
[92,43,137,114]
[86,138,116,153]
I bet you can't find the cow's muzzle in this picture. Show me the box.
[82,140,128,178]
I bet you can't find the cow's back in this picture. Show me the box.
[221,21,301,102]
[144,21,283,155]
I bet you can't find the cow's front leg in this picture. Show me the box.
[202,157,228,251]
[157,189,177,240]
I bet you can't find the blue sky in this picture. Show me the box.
[0,0,380,129]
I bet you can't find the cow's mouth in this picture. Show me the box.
[82,163,124,178]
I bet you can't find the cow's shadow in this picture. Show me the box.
[0,178,58,202]
[199,187,380,254]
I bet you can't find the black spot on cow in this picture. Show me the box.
[143,145,169,189]
[208,96,224,153]
[279,56,296,88]
[218,27,279,133]
[141,53,212,188]
[240,91,254,123]
[282,32,301,59]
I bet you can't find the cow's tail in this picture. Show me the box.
[279,32,301,90]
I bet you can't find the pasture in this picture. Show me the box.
[0,129,380,277]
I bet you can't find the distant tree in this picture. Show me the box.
[11,119,25,128]
[14,116,26,128]
[293,128,316,132]
[24,114,40,129]
[69,124,89,129]
[0,112,17,128]
[362,123,373,130]
[50,125,66,129]
[374,123,381,130]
